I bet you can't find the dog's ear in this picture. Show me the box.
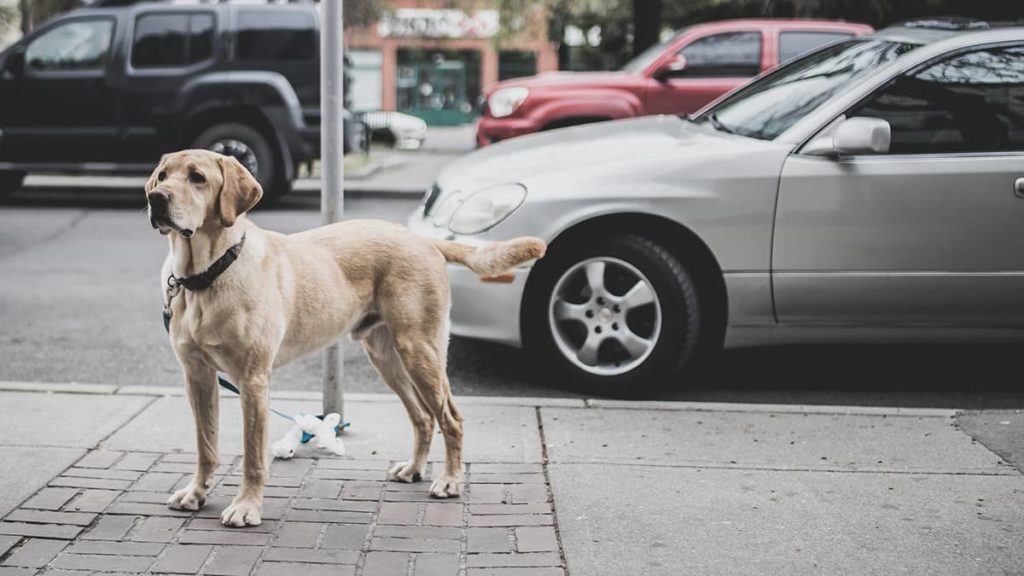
[145,154,168,194]
[217,155,263,227]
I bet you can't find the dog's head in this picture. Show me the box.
[145,150,263,237]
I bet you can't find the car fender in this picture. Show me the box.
[526,89,643,125]
[178,71,305,179]
[179,71,304,130]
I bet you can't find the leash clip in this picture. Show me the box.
[164,274,182,319]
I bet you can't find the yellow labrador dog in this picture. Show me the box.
[147,150,545,527]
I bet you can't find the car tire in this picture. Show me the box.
[524,234,702,394]
[0,171,26,198]
[192,123,288,201]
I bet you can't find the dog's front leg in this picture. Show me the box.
[221,372,269,527]
[167,358,219,511]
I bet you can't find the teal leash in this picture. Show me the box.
[163,311,349,443]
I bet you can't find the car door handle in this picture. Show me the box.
[1016,177,1024,198]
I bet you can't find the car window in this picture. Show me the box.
[25,19,113,72]
[237,11,315,61]
[850,44,1024,154]
[619,28,689,73]
[677,31,762,78]
[132,13,215,69]
[702,39,916,141]
[779,31,853,64]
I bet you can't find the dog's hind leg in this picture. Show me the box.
[167,356,218,512]
[362,325,434,483]
[391,333,464,499]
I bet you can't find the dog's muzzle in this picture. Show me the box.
[147,188,193,237]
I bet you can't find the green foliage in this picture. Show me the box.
[19,0,78,33]
[499,0,1022,71]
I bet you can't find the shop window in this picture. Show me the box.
[396,49,481,125]
[350,49,383,111]
[499,51,536,81]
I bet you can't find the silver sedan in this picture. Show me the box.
[408,21,1024,392]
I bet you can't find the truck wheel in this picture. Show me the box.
[193,123,288,201]
[524,234,703,395]
[0,171,26,198]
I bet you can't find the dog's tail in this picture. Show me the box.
[434,237,546,277]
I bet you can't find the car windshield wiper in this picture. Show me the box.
[706,112,736,135]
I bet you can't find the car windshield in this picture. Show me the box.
[620,29,687,73]
[697,39,918,140]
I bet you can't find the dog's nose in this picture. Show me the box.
[147,188,170,205]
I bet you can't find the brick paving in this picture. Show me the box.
[0,451,566,575]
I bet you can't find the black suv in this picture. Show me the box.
[0,1,335,199]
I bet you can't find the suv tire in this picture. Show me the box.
[524,234,702,395]
[0,171,26,198]
[193,123,288,201]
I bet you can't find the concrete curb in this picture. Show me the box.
[585,398,958,418]
[0,380,958,417]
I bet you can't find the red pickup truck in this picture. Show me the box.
[477,19,872,146]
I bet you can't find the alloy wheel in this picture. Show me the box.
[548,257,662,377]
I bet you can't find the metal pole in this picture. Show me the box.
[321,0,344,419]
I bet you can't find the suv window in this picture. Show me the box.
[237,11,314,61]
[678,31,762,78]
[132,13,215,69]
[779,31,852,64]
[850,44,1024,154]
[25,19,113,72]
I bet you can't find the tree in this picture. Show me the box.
[632,0,661,57]
[19,0,78,34]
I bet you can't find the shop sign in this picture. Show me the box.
[378,8,500,39]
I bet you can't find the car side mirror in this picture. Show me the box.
[804,117,891,157]
[654,54,687,81]
[4,46,25,79]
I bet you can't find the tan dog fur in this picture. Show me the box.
[147,150,545,527]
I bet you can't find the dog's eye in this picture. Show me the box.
[157,171,166,182]
[188,171,206,185]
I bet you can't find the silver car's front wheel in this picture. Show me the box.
[548,257,662,376]
[525,233,704,393]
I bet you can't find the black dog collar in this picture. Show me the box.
[163,233,246,320]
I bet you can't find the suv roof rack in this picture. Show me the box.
[893,17,990,31]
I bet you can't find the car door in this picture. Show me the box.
[120,9,219,163]
[0,16,120,163]
[773,42,1024,327]
[645,30,763,116]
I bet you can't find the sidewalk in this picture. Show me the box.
[0,382,1022,575]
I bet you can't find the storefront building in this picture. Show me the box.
[347,1,558,126]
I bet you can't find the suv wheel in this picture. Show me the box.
[0,171,26,198]
[193,123,287,200]
[525,234,703,394]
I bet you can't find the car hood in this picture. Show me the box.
[438,115,769,194]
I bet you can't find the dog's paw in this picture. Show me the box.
[387,461,424,483]
[429,475,462,499]
[166,484,206,511]
[220,497,262,528]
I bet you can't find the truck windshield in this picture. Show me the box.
[620,29,688,74]
[696,39,917,140]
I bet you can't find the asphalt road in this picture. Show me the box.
[3,183,1024,409]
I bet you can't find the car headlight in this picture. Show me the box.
[446,184,527,235]
[488,87,529,118]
